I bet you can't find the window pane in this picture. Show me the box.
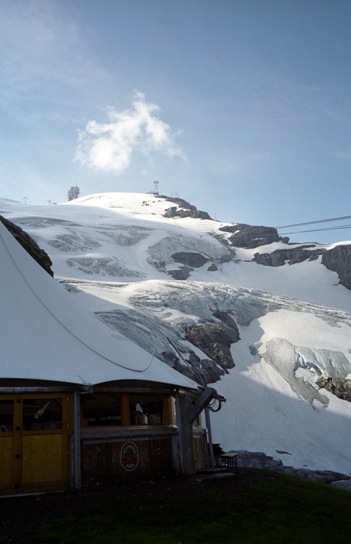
[130,395,164,425]
[81,394,122,427]
[22,398,62,430]
[0,400,14,432]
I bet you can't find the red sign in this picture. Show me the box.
[120,441,139,471]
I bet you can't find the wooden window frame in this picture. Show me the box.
[80,392,173,428]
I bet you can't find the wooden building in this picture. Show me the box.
[0,221,223,496]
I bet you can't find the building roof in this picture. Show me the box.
[0,221,199,390]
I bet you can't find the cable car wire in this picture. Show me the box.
[277,214,351,229]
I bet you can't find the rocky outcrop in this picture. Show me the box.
[168,251,207,280]
[163,206,212,220]
[171,252,208,267]
[254,245,324,266]
[232,450,350,484]
[0,215,54,276]
[95,307,228,385]
[159,195,212,220]
[184,315,240,372]
[252,242,351,291]
[317,377,351,402]
[219,224,282,249]
[167,250,232,279]
[322,245,351,290]
[167,266,193,280]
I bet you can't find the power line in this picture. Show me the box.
[280,223,351,236]
[277,214,351,229]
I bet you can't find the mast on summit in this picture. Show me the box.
[153,180,159,195]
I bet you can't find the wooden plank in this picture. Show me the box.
[22,434,63,484]
[0,437,13,486]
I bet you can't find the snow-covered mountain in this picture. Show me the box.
[2,192,351,475]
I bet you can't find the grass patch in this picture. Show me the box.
[24,471,351,544]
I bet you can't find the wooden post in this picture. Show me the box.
[205,407,215,468]
[175,392,195,476]
[72,391,81,489]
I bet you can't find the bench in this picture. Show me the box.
[215,452,238,472]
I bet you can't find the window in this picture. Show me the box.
[80,393,172,427]
[81,394,122,427]
[22,398,63,430]
[129,395,164,425]
[0,400,13,432]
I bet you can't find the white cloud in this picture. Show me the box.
[75,92,185,173]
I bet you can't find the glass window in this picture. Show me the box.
[81,394,122,427]
[22,398,62,431]
[129,395,164,425]
[0,400,14,432]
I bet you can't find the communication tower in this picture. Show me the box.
[68,185,80,201]
[153,180,159,195]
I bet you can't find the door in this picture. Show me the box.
[0,394,72,495]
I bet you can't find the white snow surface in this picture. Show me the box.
[2,192,351,474]
[0,219,199,390]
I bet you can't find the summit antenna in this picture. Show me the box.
[153,180,159,195]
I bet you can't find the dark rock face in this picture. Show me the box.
[252,240,351,291]
[254,245,324,267]
[322,245,351,290]
[171,252,208,268]
[184,317,240,372]
[96,307,227,385]
[167,252,213,279]
[167,266,193,280]
[159,195,212,220]
[219,224,281,249]
[163,206,212,220]
[0,215,54,276]
[317,377,351,402]
[213,311,239,331]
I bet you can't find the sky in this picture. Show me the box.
[1,0,351,243]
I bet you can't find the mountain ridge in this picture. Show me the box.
[2,192,351,474]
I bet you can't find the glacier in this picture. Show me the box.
[1,191,351,474]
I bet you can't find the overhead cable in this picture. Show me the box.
[277,214,351,229]
[280,223,351,236]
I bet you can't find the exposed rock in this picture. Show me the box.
[317,377,351,402]
[167,266,193,280]
[231,450,284,470]
[227,450,351,483]
[185,321,240,372]
[171,252,208,267]
[280,467,351,483]
[219,224,281,248]
[0,215,54,276]
[213,311,240,332]
[322,245,351,290]
[160,195,198,210]
[159,195,212,220]
[163,206,212,220]
[331,480,351,491]
[95,307,226,385]
[254,245,324,267]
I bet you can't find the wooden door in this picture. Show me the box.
[0,394,72,495]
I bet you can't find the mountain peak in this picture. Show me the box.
[2,191,351,474]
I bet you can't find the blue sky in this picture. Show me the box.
[1,0,351,243]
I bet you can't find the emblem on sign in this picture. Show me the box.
[120,441,139,471]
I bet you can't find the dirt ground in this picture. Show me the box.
[0,469,263,543]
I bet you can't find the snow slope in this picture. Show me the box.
[2,192,351,474]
